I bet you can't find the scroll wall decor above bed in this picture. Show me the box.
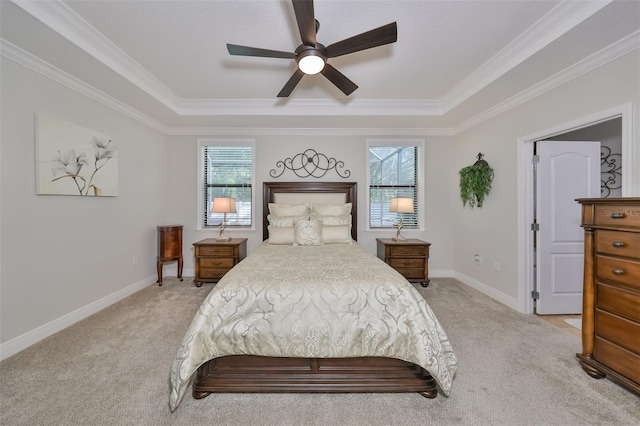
[270,148,351,178]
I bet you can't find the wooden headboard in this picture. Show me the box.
[263,182,358,241]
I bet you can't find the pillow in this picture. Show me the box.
[267,225,295,244]
[311,213,351,226]
[311,203,352,217]
[267,214,307,227]
[322,224,353,244]
[294,220,323,246]
[268,203,309,217]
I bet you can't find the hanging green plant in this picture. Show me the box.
[459,153,494,208]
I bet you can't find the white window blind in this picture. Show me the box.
[369,145,419,228]
[203,146,252,228]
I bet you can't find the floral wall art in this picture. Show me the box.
[36,114,118,196]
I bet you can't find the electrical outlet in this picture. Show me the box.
[474,254,482,265]
[493,261,500,271]
[132,256,139,266]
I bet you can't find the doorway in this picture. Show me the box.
[517,104,632,314]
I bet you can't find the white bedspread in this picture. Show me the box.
[169,242,457,410]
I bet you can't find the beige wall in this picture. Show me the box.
[0,60,169,348]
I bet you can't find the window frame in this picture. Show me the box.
[197,138,256,231]
[366,138,424,231]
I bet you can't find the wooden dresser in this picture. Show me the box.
[156,225,183,286]
[193,238,247,287]
[376,238,430,287]
[576,197,640,394]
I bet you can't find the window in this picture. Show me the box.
[200,141,254,229]
[368,142,420,229]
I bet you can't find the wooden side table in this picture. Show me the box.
[193,238,247,287]
[157,225,183,286]
[376,238,431,287]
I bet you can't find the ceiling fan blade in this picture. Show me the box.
[292,0,317,46]
[320,63,358,96]
[277,69,305,97]
[325,22,397,58]
[227,44,295,59]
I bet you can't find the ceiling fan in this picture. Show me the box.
[226,0,397,97]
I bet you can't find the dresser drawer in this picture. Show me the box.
[199,257,235,268]
[593,204,640,227]
[198,268,230,279]
[388,258,425,269]
[596,255,640,290]
[597,283,640,322]
[594,337,640,384]
[595,309,640,354]
[596,230,640,259]
[198,246,235,256]
[388,245,427,257]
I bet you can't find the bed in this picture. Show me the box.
[169,182,457,411]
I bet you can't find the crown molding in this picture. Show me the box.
[178,98,442,116]
[164,127,455,137]
[0,39,169,134]
[453,30,640,135]
[440,0,612,113]
[11,0,182,111]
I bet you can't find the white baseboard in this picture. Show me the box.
[0,274,156,361]
[453,271,520,312]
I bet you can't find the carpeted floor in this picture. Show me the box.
[1,277,638,425]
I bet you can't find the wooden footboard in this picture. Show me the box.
[193,355,438,399]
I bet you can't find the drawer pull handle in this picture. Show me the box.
[612,269,624,275]
[401,261,410,266]
[612,241,625,248]
[610,212,625,219]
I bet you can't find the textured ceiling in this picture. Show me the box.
[1,0,639,133]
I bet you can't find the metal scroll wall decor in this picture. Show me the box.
[270,148,351,179]
[601,146,621,198]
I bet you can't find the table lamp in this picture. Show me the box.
[211,197,236,241]
[389,197,414,241]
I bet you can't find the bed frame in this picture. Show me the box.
[192,181,438,400]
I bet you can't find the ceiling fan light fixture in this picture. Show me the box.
[297,50,325,75]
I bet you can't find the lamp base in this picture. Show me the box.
[392,236,407,241]
[216,236,231,242]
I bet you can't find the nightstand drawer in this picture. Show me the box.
[199,246,235,256]
[199,268,230,279]
[395,268,427,280]
[388,245,427,257]
[388,258,425,268]
[199,258,235,268]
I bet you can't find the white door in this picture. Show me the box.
[536,141,600,314]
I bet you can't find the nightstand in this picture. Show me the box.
[376,238,431,287]
[193,238,247,287]
[157,225,183,286]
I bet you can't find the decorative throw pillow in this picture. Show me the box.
[267,225,295,244]
[311,202,352,217]
[294,220,323,246]
[268,203,309,217]
[322,224,353,244]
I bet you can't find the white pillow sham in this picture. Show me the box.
[294,220,323,246]
[322,224,353,244]
[267,214,308,227]
[268,203,309,217]
[311,213,351,226]
[310,202,352,217]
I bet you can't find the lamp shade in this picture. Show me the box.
[389,197,414,213]
[211,197,236,214]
